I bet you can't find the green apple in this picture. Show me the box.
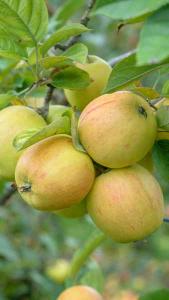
[0,105,46,181]
[87,164,164,243]
[78,91,157,168]
[56,200,87,218]
[64,55,111,111]
[46,259,70,283]
[15,135,95,211]
[46,105,70,124]
[58,285,103,300]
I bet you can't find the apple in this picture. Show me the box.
[87,164,164,243]
[46,259,70,283]
[15,135,95,211]
[78,91,157,168]
[64,55,112,111]
[25,96,44,108]
[57,285,103,300]
[56,200,87,218]
[46,105,70,124]
[0,105,46,181]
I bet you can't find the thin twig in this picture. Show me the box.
[38,84,55,118]
[0,184,17,206]
[17,78,50,98]
[108,49,136,66]
[54,0,96,51]
[150,97,163,106]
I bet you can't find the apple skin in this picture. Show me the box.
[0,105,46,181]
[15,135,95,211]
[56,200,87,218]
[46,259,70,283]
[46,105,70,124]
[78,91,157,168]
[57,285,103,300]
[64,55,112,111]
[87,164,164,243]
[25,97,44,108]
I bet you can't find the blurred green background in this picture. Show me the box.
[0,1,169,300]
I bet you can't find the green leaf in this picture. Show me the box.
[69,109,86,153]
[139,289,169,300]
[0,0,48,50]
[13,116,71,151]
[129,87,160,100]
[0,37,27,59]
[162,80,169,97]
[92,0,169,22]
[41,23,90,55]
[53,0,85,25]
[40,56,73,69]
[94,0,116,10]
[0,94,21,110]
[105,54,169,93]
[152,141,169,183]
[52,66,91,89]
[156,106,169,130]
[63,43,88,63]
[137,6,169,65]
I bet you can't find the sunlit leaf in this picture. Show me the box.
[105,54,169,93]
[63,43,88,63]
[41,23,90,55]
[52,66,91,89]
[156,106,169,130]
[13,116,71,151]
[0,0,48,58]
[93,0,169,22]
[137,6,169,65]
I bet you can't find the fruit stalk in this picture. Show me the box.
[68,229,106,280]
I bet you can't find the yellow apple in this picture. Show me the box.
[64,55,112,110]
[15,135,95,211]
[78,91,157,168]
[56,200,87,218]
[46,259,70,283]
[46,105,70,124]
[57,285,103,300]
[87,164,164,243]
[25,96,44,108]
[0,105,46,181]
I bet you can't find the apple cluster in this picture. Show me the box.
[0,56,164,250]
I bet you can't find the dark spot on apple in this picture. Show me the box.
[138,105,147,119]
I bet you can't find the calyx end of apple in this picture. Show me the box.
[18,183,32,193]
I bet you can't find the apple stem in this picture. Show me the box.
[18,183,32,193]
[68,229,106,280]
